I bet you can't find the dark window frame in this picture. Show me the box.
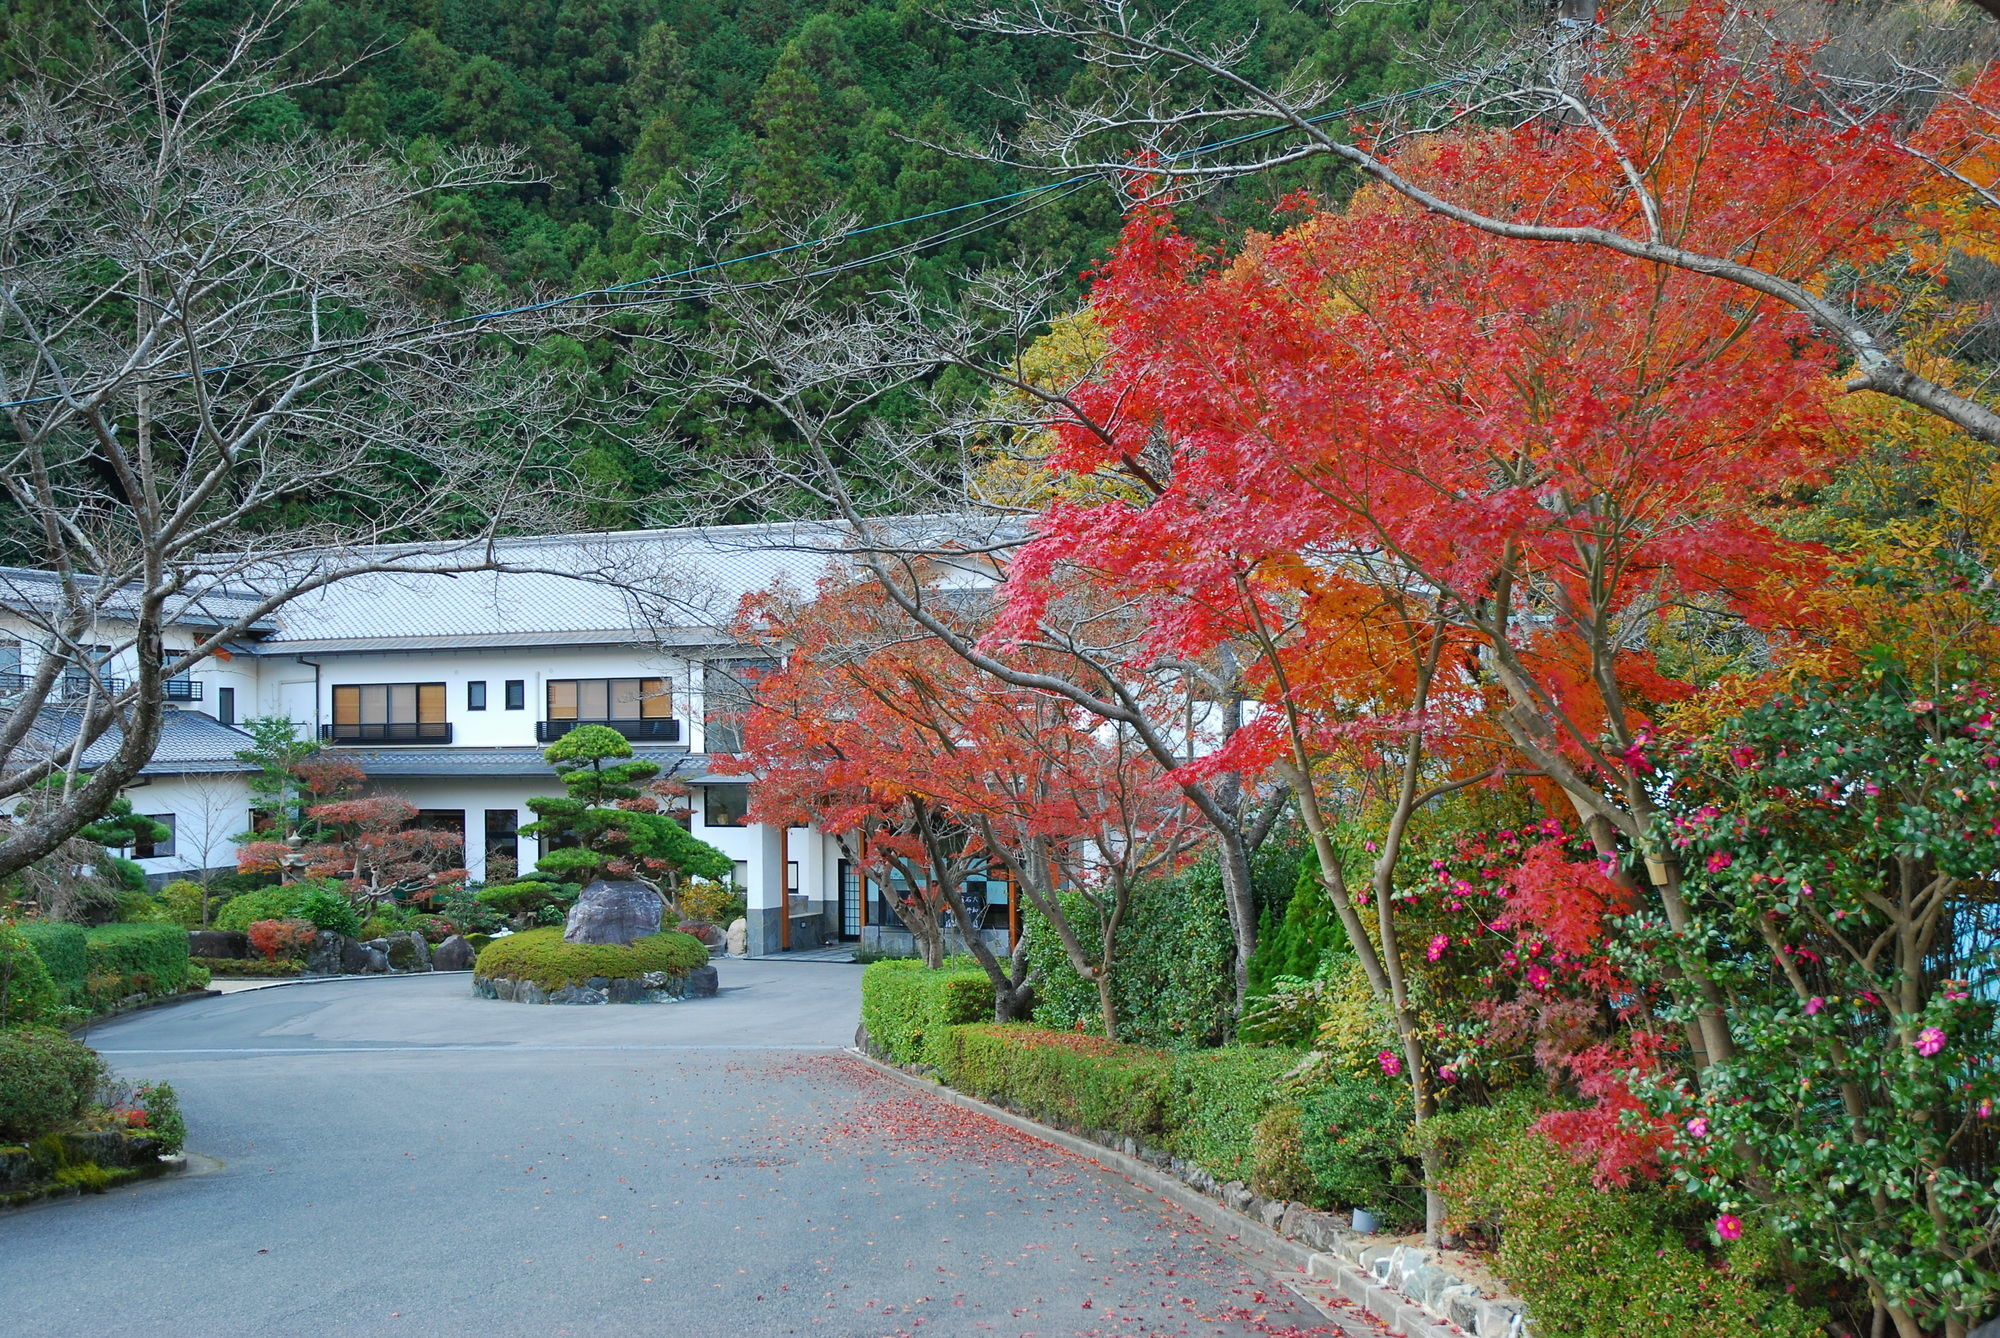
[504,679,526,711]
[134,813,176,859]
[467,680,488,711]
[216,685,236,726]
[702,783,750,828]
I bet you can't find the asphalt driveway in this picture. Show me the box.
[0,963,1351,1338]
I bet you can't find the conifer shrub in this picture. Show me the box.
[472,927,705,991]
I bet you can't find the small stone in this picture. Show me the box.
[1259,1199,1286,1232]
[639,971,669,988]
[432,935,477,971]
[1223,1181,1253,1214]
[725,917,748,957]
[548,985,607,1005]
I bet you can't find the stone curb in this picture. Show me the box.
[63,986,221,1034]
[846,1048,1520,1338]
[206,968,475,995]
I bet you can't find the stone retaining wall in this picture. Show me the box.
[472,963,718,1004]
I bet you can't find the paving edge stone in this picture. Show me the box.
[846,1047,1496,1338]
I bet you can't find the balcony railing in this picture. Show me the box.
[536,718,683,744]
[163,678,203,701]
[320,721,453,745]
[57,674,127,700]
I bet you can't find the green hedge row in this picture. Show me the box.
[16,924,86,1008]
[940,1024,1175,1143]
[858,960,994,1069]
[83,924,189,998]
[0,925,59,1026]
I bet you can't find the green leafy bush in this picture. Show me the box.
[475,880,577,917]
[1250,1102,1318,1204]
[155,880,213,929]
[291,885,361,937]
[0,1026,102,1142]
[1420,1099,1826,1338]
[184,963,211,989]
[1299,1074,1423,1230]
[859,958,994,1068]
[472,927,706,990]
[938,1024,1175,1144]
[134,1081,185,1156]
[212,886,301,932]
[83,923,189,996]
[1168,1047,1302,1183]
[16,921,85,1011]
[1022,862,1236,1049]
[0,924,58,1026]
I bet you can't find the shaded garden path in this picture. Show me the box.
[0,968,1365,1337]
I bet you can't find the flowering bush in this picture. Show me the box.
[245,918,317,963]
[1631,678,2000,1335]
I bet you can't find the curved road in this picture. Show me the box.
[0,963,1355,1337]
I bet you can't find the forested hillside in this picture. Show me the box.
[0,0,1475,523]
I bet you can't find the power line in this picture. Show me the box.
[0,77,1465,411]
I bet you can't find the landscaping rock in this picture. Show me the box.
[517,980,547,1005]
[187,929,249,959]
[432,934,477,971]
[548,985,607,1004]
[339,937,374,973]
[384,932,430,972]
[563,879,663,945]
[362,947,389,973]
[305,931,349,976]
[606,978,647,1003]
[684,963,719,998]
[725,917,748,957]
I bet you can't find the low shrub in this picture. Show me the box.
[938,1024,1175,1144]
[1169,1047,1302,1183]
[184,963,211,990]
[1250,1102,1318,1205]
[291,886,361,937]
[155,880,213,929]
[472,927,706,990]
[2,923,62,1024]
[358,905,412,940]
[134,1081,185,1156]
[246,919,317,962]
[85,922,190,996]
[859,959,994,1068]
[191,956,301,978]
[0,1026,102,1142]
[17,921,87,1009]
[1299,1073,1424,1230]
[212,886,301,933]
[1420,1099,1827,1338]
[676,878,744,927]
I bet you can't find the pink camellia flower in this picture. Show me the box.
[1376,1049,1403,1077]
[1915,1027,1946,1058]
[1427,934,1450,962]
[1439,1065,1458,1084]
[1805,997,1825,1015]
[1911,700,1936,713]
[1979,1099,1993,1120]
[1685,1117,1708,1140]
[1727,745,1758,768]
[1525,964,1552,990]
[1715,1215,1744,1241]
[1706,852,1733,873]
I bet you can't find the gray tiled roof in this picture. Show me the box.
[22,707,257,775]
[333,746,731,783]
[0,566,277,632]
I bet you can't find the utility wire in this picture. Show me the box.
[0,77,1465,411]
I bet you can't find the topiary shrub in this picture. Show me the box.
[860,958,994,1068]
[0,924,58,1026]
[1168,1046,1302,1183]
[212,886,301,933]
[84,922,190,996]
[1299,1073,1424,1230]
[17,922,87,1008]
[1419,1098,1827,1338]
[937,1024,1175,1144]
[0,1026,102,1142]
[472,927,706,991]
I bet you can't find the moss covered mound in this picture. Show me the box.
[472,928,706,991]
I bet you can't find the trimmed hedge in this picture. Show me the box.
[17,922,87,1009]
[192,956,301,978]
[472,927,706,990]
[0,925,58,1027]
[1168,1046,1302,1183]
[84,923,190,997]
[940,1024,1174,1144]
[0,1026,102,1143]
[859,959,994,1069]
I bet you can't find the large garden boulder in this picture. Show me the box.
[432,935,477,971]
[563,879,662,946]
[187,929,249,960]
[305,931,349,976]
[384,932,430,972]
[339,937,375,973]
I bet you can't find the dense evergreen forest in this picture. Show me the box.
[0,0,1478,524]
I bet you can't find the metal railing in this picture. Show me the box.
[320,721,453,744]
[536,718,683,744]
[163,678,203,701]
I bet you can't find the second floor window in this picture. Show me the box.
[546,678,671,722]
[330,682,449,742]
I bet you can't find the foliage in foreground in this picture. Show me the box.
[0,1027,102,1144]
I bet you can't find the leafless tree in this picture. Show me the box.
[0,2,591,880]
[952,0,2000,441]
